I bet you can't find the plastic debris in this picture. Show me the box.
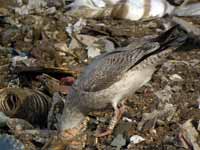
[137,103,177,131]
[155,85,173,102]
[197,96,200,109]
[198,120,200,132]
[69,0,200,20]
[111,134,126,150]
[122,117,133,123]
[174,3,200,16]
[46,7,57,15]
[0,112,10,127]
[169,74,183,81]
[69,0,175,20]
[47,0,64,8]
[69,0,108,9]
[14,0,47,15]
[0,0,199,149]
[130,135,145,144]
[0,134,25,150]
[179,119,200,150]
[65,18,87,36]
[69,34,98,49]
[172,16,200,41]
[87,45,101,58]
[11,56,28,67]
[47,92,64,129]
[7,118,34,134]
[0,88,51,125]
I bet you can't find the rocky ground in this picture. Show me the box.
[0,0,199,150]
[88,49,200,150]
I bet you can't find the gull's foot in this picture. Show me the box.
[96,103,127,137]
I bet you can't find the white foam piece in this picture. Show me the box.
[130,135,145,144]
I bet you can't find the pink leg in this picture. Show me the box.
[96,104,126,137]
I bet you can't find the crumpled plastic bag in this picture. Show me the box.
[68,0,200,21]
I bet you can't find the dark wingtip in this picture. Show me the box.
[155,25,188,49]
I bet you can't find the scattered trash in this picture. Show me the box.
[0,112,10,127]
[46,7,57,15]
[129,135,145,144]
[197,96,200,109]
[69,0,108,9]
[174,3,200,16]
[0,0,199,149]
[0,88,51,125]
[155,85,173,102]
[179,119,200,150]
[47,92,64,129]
[0,134,25,150]
[137,103,177,131]
[86,37,115,58]
[111,134,126,150]
[36,73,71,95]
[122,117,133,123]
[7,118,34,134]
[172,16,200,40]
[11,56,33,67]
[69,0,200,20]
[14,0,47,15]
[87,45,101,58]
[169,74,183,81]
[69,34,98,49]
[65,18,87,37]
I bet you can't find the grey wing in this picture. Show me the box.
[75,42,160,92]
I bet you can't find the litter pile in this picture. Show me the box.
[0,0,199,149]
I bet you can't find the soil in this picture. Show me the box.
[0,0,199,149]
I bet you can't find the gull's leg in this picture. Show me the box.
[96,102,126,137]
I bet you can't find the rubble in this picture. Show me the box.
[0,88,51,125]
[69,0,200,20]
[111,134,126,149]
[197,96,200,109]
[155,85,173,102]
[137,103,177,131]
[0,0,199,149]
[129,135,145,144]
[169,74,183,81]
[179,119,200,150]
[0,134,25,150]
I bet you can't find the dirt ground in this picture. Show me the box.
[0,0,199,149]
[86,49,200,150]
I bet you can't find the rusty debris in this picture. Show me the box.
[0,0,199,149]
